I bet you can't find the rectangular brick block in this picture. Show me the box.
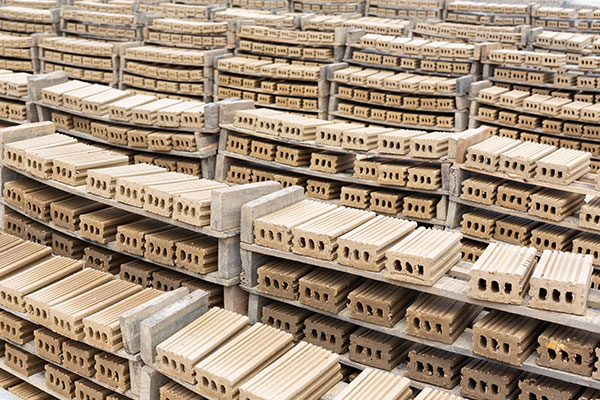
[261,302,312,342]
[95,353,131,391]
[303,314,353,354]
[34,328,66,364]
[51,233,86,259]
[349,328,410,371]
[461,176,503,205]
[257,259,313,300]
[298,269,358,313]
[460,359,521,400]
[45,363,79,398]
[348,281,417,327]
[4,343,44,376]
[406,345,467,389]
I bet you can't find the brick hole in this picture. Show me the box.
[479,335,487,348]
[552,289,561,302]
[437,367,445,377]
[565,292,574,303]
[503,343,510,354]
[424,320,431,332]
[468,378,476,390]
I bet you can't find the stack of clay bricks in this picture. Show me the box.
[533,31,599,63]
[215,55,337,119]
[37,78,211,152]
[291,0,364,14]
[0,6,58,36]
[331,34,478,131]
[230,0,287,10]
[60,5,142,41]
[0,71,30,124]
[121,45,226,102]
[444,1,529,26]
[0,35,37,73]
[218,107,460,224]
[136,1,225,21]
[143,19,229,50]
[532,6,600,32]
[0,233,177,399]
[38,36,126,85]
[411,20,530,48]
[212,8,296,28]
[365,0,442,19]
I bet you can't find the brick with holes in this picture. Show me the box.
[45,364,79,398]
[75,379,113,400]
[407,165,442,190]
[384,227,461,286]
[51,233,86,259]
[80,208,142,244]
[310,152,355,173]
[518,376,581,400]
[348,281,417,327]
[4,343,44,376]
[529,188,585,222]
[406,345,467,389]
[62,340,101,377]
[94,353,131,391]
[145,228,203,266]
[257,259,313,300]
[174,237,218,274]
[473,310,545,366]
[34,328,66,364]
[306,179,342,200]
[303,314,354,354]
[461,176,504,205]
[298,269,358,313]
[528,250,593,315]
[406,294,481,344]
[402,194,440,220]
[461,239,487,263]
[83,246,131,274]
[530,224,578,252]
[536,324,600,376]
[460,359,521,400]
[340,185,373,209]
[464,136,521,172]
[0,310,35,344]
[369,190,405,215]
[250,140,276,161]
[573,233,600,265]
[461,209,503,239]
[493,216,540,246]
[261,302,312,342]
[496,181,538,212]
[468,243,537,304]
[580,197,600,231]
[349,328,410,371]
[116,219,171,256]
[337,215,416,272]
[377,161,419,186]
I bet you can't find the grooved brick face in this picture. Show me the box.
[34,328,66,364]
[349,327,410,371]
[45,363,79,398]
[261,302,312,342]
[460,359,521,400]
[406,346,467,389]
[257,259,313,301]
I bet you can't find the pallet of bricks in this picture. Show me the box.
[30,74,220,176]
[215,13,371,120]
[0,71,30,126]
[0,229,218,400]
[365,0,442,20]
[443,1,530,27]
[0,100,289,315]
[234,177,600,399]
[214,100,483,229]
[474,42,600,174]
[330,25,482,132]
[410,19,531,49]
[60,4,143,42]
[217,14,355,119]
[120,45,226,103]
[130,292,460,400]
[532,5,600,33]
[448,129,600,289]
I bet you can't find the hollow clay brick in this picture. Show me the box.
[407,165,442,190]
[173,237,218,274]
[144,179,224,218]
[83,246,130,274]
[261,302,312,342]
[298,269,358,313]
[4,343,44,376]
[472,310,545,366]
[75,378,113,400]
[0,240,51,280]
[528,250,593,315]
[239,341,341,400]
[306,179,342,200]
[156,307,249,383]
[52,232,87,259]
[45,363,79,398]
[529,188,585,222]
[94,353,131,391]
[493,216,540,246]
[349,327,410,371]
[378,129,427,155]
[517,376,581,400]
[151,269,193,292]
[460,239,487,263]
[3,179,46,210]
[193,323,294,399]
[145,228,202,266]
[385,227,461,286]
[115,172,197,207]
[50,197,105,231]
[464,136,521,172]
[24,268,113,327]
[4,133,75,171]
[348,281,417,328]
[303,313,354,354]
[461,175,504,205]
[496,181,539,212]
[159,380,197,400]
[460,359,521,400]
[340,185,373,209]
[116,219,172,256]
[337,215,416,272]
[536,148,591,184]
[469,243,537,304]
[63,340,101,377]
[536,324,600,376]
[52,150,129,186]
[80,207,142,244]
[530,224,578,252]
[0,310,35,344]
[406,345,467,389]
[406,294,481,344]
[498,141,556,178]
[23,187,71,222]
[573,233,600,265]
[310,152,355,174]
[86,163,165,199]
[410,131,456,159]
[25,223,53,246]
[580,197,600,231]
[377,161,417,187]
[461,209,503,239]
[34,328,66,364]
[257,259,313,300]
[402,194,439,219]
[369,190,405,215]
